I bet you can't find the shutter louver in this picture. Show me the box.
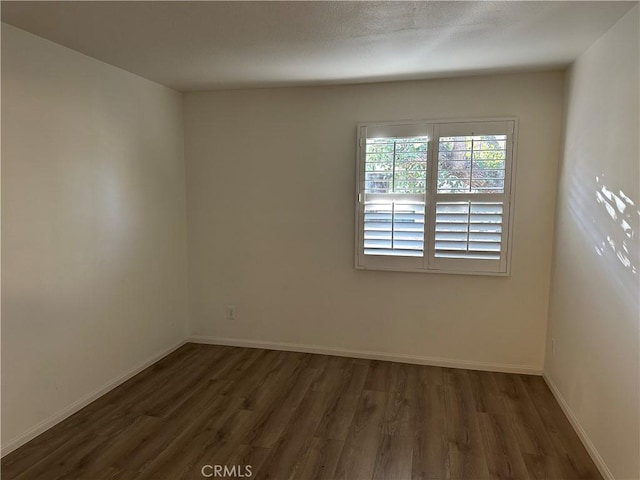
[364,199,424,256]
[434,201,503,260]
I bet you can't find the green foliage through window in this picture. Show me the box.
[364,137,428,194]
[437,135,506,194]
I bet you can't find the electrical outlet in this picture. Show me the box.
[551,338,556,358]
[226,305,236,320]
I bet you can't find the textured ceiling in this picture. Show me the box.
[1,1,635,91]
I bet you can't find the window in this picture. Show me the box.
[355,119,517,275]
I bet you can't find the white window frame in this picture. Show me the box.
[355,117,518,276]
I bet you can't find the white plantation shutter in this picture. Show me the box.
[428,121,514,273]
[364,196,425,257]
[356,119,516,275]
[356,124,431,270]
[434,201,503,260]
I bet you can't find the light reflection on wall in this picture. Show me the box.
[594,175,639,276]
[565,168,639,311]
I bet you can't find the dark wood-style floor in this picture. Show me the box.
[2,343,602,480]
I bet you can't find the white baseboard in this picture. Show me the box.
[543,373,614,480]
[188,335,542,375]
[1,338,188,458]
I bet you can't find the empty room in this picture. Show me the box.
[1,1,639,479]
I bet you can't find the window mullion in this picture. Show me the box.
[425,124,438,270]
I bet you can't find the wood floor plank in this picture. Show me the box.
[445,370,491,480]
[242,365,319,448]
[468,370,508,415]
[14,425,115,480]
[255,385,337,479]
[130,345,228,417]
[296,437,345,480]
[477,412,530,480]
[219,350,285,400]
[314,362,369,441]
[519,376,602,479]
[521,453,579,480]
[10,402,147,480]
[184,409,258,479]
[1,345,203,478]
[58,466,122,480]
[412,385,449,480]
[383,363,418,437]
[310,356,351,393]
[108,380,233,478]
[333,389,388,480]
[224,444,272,479]
[2,345,604,480]
[493,374,555,457]
[418,365,445,387]
[61,415,163,480]
[442,368,460,386]
[240,352,307,411]
[372,433,413,480]
[134,396,248,480]
[211,347,265,382]
[364,360,394,392]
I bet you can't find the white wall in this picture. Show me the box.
[1,25,189,452]
[545,6,640,480]
[184,71,565,372]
